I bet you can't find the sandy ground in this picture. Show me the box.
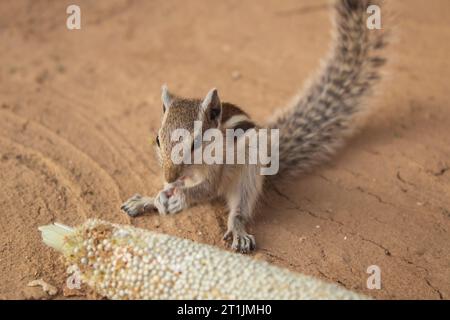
[1,0,449,300]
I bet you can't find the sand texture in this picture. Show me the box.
[0,0,449,299]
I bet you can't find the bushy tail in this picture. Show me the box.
[269,0,387,179]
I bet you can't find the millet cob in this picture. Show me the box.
[39,219,367,300]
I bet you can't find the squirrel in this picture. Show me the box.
[121,0,388,253]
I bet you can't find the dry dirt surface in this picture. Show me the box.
[1,0,449,300]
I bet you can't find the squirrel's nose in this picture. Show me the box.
[164,165,181,184]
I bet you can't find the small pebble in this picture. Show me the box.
[231,71,241,80]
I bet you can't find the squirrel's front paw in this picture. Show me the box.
[223,229,256,254]
[121,194,155,217]
[167,189,187,214]
[155,188,187,215]
[154,190,170,215]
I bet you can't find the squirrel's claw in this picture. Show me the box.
[223,229,256,254]
[121,194,156,217]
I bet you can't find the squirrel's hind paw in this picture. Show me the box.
[223,229,256,254]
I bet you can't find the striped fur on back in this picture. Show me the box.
[221,102,256,131]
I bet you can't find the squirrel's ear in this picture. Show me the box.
[201,88,221,123]
[161,85,174,112]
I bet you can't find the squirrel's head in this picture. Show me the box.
[155,85,222,183]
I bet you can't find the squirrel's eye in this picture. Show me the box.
[156,135,160,147]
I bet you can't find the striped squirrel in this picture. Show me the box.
[121,0,388,253]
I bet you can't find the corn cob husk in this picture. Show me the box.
[39,219,368,300]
